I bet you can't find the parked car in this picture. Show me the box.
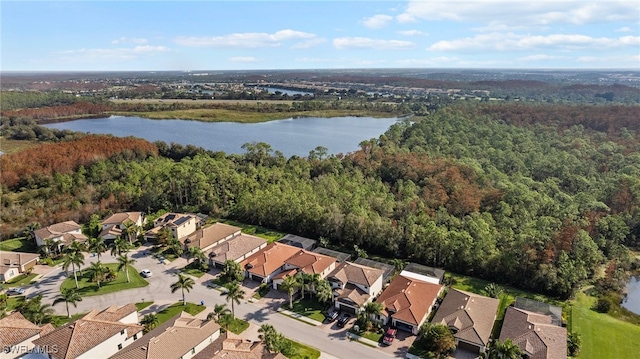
[382,327,398,345]
[337,313,351,328]
[140,269,152,278]
[6,287,25,296]
[326,310,340,322]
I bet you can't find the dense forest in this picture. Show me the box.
[1,101,638,299]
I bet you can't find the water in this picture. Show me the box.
[622,276,640,315]
[44,115,398,157]
[258,87,314,96]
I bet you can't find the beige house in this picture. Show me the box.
[0,251,40,282]
[431,289,499,354]
[206,233,267,268]
[144,213,197,242]
[0,312,54,358]
[33,221,87,252]
[99,212,144,241]
[326,262,384,314]
[33,304,143,359]
[109,312,220,359]
[375,271,444,334]
[183,223,242,252]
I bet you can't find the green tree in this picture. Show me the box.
[87,237,107,261]
[258,324,280,353]
[221,281,245,318]
[187,246,207,270]
[17,295,54,325]
[156,227,172,246]
[483,283,504,299]
[53,287,82,318]
[280,275,299,310]
[140,313,159,333]
[220,259,244,283]
[207,303,231,323]
[110,237,131,257]
[484,339,523,359]
[117,254,136,283]
[362,301,384,330]
[315,279,333,304]
[295,271,311,299]
[61,248,85,289]
[416,323,456,359]
[89,261,107,288]
[567,332,582,357]
[167,237,183,257]
[123,220,140,244]
[171,274,195,305]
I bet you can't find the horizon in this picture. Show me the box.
[2,1,639,72]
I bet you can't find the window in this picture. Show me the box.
[117,344,123,350]
[133,334,138,340]
[120,330,125,335]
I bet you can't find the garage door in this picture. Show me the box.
[457,341,480,354]
[338,304,358,314]
[394,320,414,333]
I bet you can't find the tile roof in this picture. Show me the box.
[34,221,82,241]
[110,312,220,359]
[0,251,40,271]
[193,332,286,359]
[283,250,335,276]
[207,234,266,263]
[327,262,384,287]
[376,274,443,326]
[499,306,567,359]
[102,212,143,226]
[185,223,243,251]
[0,312,53,348]
[33,304,143,359]
[431,289,499,348]
[100,226,123,238]
[240,243,301,277]
[336,283,370,307]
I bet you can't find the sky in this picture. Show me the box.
[1,0,639,71]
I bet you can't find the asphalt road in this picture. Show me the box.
[27,244,397,359]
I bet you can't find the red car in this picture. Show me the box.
[382,327,397,345]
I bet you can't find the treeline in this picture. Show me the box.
[0,135,158,189]
[1,102,110,122]
[2,103,639,299]
[0,91,84,111]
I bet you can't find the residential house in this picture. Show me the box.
[99,212,145,242]
[277,234,316,251]
[206,233,267,269]
[326,262,384,314]
[109,312,220,359]
[499,299,567,359]
[271,247,336,290]
[375,271,444,334]
[193,332,286,359]
[352,257,395,283]
[32,304,143,359]
[33,221,88,253]
[403,262,446,285]
[144,213,197,242]
[183,223,242,253]
[431,289,499,354]
[0,312,54,359]
[0,251,39,283]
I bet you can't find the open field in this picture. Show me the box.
[111,99,297,105]
[0,138,40,154]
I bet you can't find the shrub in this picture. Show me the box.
[594,297,612,313]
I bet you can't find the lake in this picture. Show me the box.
[622,276,640,315]
[44,115,399,157]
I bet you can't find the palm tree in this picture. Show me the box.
[483,283,504,299]
[62,250,85,289]
[308,273,321,294]
[486,339,523,359]
[363,301,384,330]
[87,237,107,261]
[89,261,107,288]
[117,254,136,283]
[167,237,183,256]
[123,220,140,244]
[53,287,82,318]
[217,312,233,333]
[110,237,131,257]
[258,324,279,352]
[221,281,245,317]
[208,303,231,323]
[295,271,311,299]
[221,260,243,283]
[17,295,54,325]
[156,227,172,246]
[280,275,299,310]
[171,274,195,305]
[42,238,58,258]
[315,279,333,304]
[140,313,159,333]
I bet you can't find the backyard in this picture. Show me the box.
[0,237,36,252]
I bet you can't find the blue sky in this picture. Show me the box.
[2,1,639,71]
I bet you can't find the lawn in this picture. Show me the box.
[227,317,250,334]
[181,262,207,278]
[6,297,22,312]
[252,284,271,300]
[0,237,37,252]
[360,330,383,343]
[155,302,205,326]
[53,312,85,327]
[135,301,154,311]
[0,138,40,154]
[218,219,284,243]
[285,297,327,322]
[284,338,321,359]
[4,273,38,287]
[572,291,640,359]
[60,263,148,296]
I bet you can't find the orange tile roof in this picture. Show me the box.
[0,312,51,348]
[284,251,335,276]
[240,242,300,277]
[376,274,443,326]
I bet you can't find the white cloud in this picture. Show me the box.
[429,33,640,52]
[615,26,633,32]
[229,56,256,63]
[175,29,317,48]
[333,37,415,50]
[518,54,564,61]
[291,37,327,49]
[362,14,393,29]
[397,30,428,36]
[111,37,148,45]
[399,0,637,27]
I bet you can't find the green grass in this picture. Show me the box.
[53,312,85,327]
[285,297,327,322]
[361,331,383,342]
[572,291,640,359]
[6,297,22,312]
[181,262,207,278]
[60,263,148,296]
[135,301,154,311]
[4,273,38,287]
[156,302,206,326]
[284,338,321,359]
[227,317,250,334]
[0,237,37,252]
[252,284,271,299]
[218,219,284,243]
[0,138,41,154]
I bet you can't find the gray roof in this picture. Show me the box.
[404,262,445,283]
[313,247,351,262]
[352,257,394,281]
[278,234,316,250]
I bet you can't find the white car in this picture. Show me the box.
[6,288,26,296]
[140,269,152,278]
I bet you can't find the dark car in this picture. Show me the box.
[382,327,398,345]
[337,313,351,328]
[326,310,339,322]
